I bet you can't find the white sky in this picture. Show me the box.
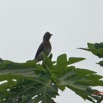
[0,0,103,103]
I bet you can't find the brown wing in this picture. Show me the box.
[35,42,44,59]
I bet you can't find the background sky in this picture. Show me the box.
[0,0,103,103]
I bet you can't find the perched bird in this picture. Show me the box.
[34,32,53,62]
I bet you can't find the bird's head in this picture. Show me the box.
[43,32,53,41]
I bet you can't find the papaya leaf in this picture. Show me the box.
[79,42,103,58]
[0,53,103,103]
[5,73,58,103]
[68,57,85,65]
[97,61,103,67]
[0,60,36,77]
[55,54,67,74]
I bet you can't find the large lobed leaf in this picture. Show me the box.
[0,60,36,77]
[4,73,58,103]
[79,42,103,68]
[0,54,103,103]
[52,54,103,103]
[79,42,103,58]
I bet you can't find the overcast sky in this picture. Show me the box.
[0,0,103,103]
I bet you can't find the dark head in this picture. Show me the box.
[43,32,53,41]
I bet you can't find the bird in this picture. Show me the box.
[34,32,53,62]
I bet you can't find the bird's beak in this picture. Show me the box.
[50,34,53,36]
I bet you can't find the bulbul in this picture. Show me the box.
[34,32,53,62]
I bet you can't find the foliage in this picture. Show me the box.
[0,43,103,103]
[79,42,103,67]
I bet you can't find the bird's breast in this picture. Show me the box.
[43,41,51,55]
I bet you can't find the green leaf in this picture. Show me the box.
[55,54,67,73]
[80,42,103,58]
[3,71,58,103]
[88,43,103,55]
[0,60,36,77]
[97,61,103,67]
[0,53,103,103]
[75,68,96,76]
[68,57,85,65]
[56,66,103,102]
[57,54,67,66]
[43,54,53,67]
[78,48,90,51]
